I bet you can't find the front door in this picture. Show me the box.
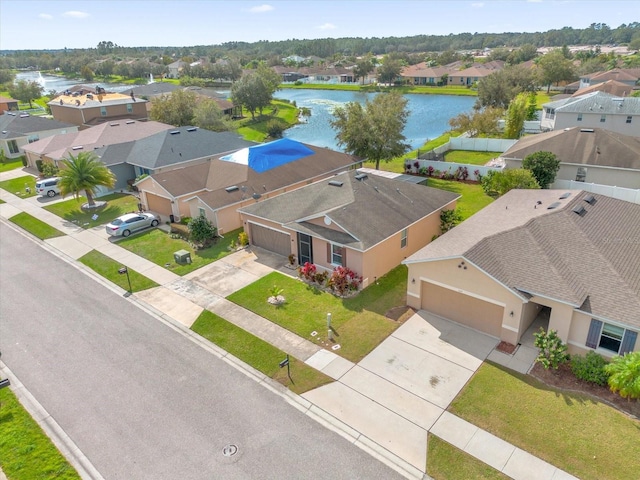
[297,233,313,265]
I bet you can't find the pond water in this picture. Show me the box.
[15,71,134,94]
[274,89,476,151]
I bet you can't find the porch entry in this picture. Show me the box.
[297,232,313,265]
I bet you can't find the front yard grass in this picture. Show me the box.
[191,310,333,394]
[117,228,243,276]
[78,250,158,292]
[227,265,408,363]
[0,175,36,198]
[450,362,640,480]
[425,178,493,220]
[426,434,509,480]
[0,159,24,173]
[43,193,139,228]
[443,150,502,166]
[0,388,81,480]
[9,212,64,240]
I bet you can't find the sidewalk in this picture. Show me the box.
[0,168,578,480]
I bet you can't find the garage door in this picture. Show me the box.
[421,282,503,337]
[250,224,291,257]
[146,193,172,216]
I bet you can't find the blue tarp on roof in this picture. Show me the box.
[220,138,314,173]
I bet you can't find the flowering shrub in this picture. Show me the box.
[474,169,483,182]
[404,162,412,173]
[456,166,469,181]
[327,266,363,295]
[427,165,435,177]
[413,161,420,170]
[298,262,317,282]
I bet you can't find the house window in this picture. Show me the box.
[198,207,206,217]
[401,229,408,248]
[576,167,587,182]
[577,113,582,122]
[626,116,632,124]
[7,140,19,154]
[600,114,606,123]
[127,103,133,113]
[100,106,107,116]
[331,244,342,266]
[586,319,637,355]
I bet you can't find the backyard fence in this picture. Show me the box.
[552,180,640,204]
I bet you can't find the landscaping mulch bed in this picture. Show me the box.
[496,341,518,354]
[385,306,416,323]
[530,362,639,419]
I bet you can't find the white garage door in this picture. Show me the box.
[250,224,291,257]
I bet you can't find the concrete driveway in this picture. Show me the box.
[303,311,498,471]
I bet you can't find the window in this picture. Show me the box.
[600,114,606,123]
[576,167,587,182]
[331,244,342,266]
[586,319,637,355]
[28,134,39,143]
[100,106,107,116]
[626,116,632,124]
[7,140,19,154]
[127,103,133,113]
[577,113,582,122]
[401,229,408,248]
[198,207,206,217]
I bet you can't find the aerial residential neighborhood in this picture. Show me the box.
[0,2,639,480]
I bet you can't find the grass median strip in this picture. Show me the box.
[191,310,333,394]
[0,388,81,480]
[79,250,158,292]
[449,362,640,480]
[9,212,65,240]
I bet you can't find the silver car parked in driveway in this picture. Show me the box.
[105,212,159,237]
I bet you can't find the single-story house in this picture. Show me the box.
[0,95,19,113]
[403,189,640,358]
[136,138,362,232]
[0,112,77,159]
[499,127,640,189]
[239,169,459,287]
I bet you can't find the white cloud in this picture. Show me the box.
[471,2,484,7]
[248,4,274,13]
[317,23,337,31]
[39,13,53,20]
[63,11,90,19]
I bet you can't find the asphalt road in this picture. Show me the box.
[0,222,403,480]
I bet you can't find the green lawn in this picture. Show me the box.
[0,159,24,173]
[426,178,493,220]
[191,310,333,394]
[381,132,462,174]
[0,388,80,480]
[9,212,65,240]
[43,193,139,228]
[79,250,159,292]
[227,265,407,362]
[117,228,243,276]
[427,434,509,480]
[235,100,299,142]
[443,150,502,166]
[0,175,36,198]
[450,362,640,480]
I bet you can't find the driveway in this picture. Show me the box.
[302,311,498,471]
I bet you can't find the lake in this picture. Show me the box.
[274,89,476,151]
[15,71,134,94]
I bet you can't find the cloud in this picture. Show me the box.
[248,4,274,13]
[62,11,90,19]
[471,2,484,7]
[39,13,53,20]
[317,23,337,31]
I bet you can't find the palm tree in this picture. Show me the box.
[58,152,116,206]
[604,351,640,400]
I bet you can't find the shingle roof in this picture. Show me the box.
[544,91,640,115]
[571,79,636,98]
[405,190,640,327]
[239,170,459,251]
[0,112,75,140]
[128,82,181,97]
[500,127,640,169]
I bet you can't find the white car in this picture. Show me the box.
[105,212,159,237]
[35,177,61,197]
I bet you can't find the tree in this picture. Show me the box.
[449,107,503,137]
[604,351,640,400]
[534,328,569,370]
[377,56,403,85]
[504,92,528,139]
[481,169,540,197]
[522,151,560,189]
[188,214,217,246]
[150,90,197,126]
[331,91,409,170]
[193,98,232,132]
[440,208,462,233]
[80,65,95,82]
[58,152,116,207]
[354,56,374,84]
[477,65,537,109]
[537,49,576,93]
[8,79,43,109]
[231,70,274,120]
[0,69,15,86]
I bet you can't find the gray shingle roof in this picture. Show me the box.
[240,170,459,251]
[0,112,75,139]
[544,91,640,115]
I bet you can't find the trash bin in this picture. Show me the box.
[170,214,175,223]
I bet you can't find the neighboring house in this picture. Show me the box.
[541,91,640,137]
[447,63,503,86]
[570,79,636,98]
[0,111,77,159]
[400,61,504,86]
[403,189,640,357]
[167,60,188,79]
[500,127,640,189]
[0,95,19,113]
[22,120,173,170]
[577,68,640,90]
[128,82,181,100]
[48,91,148,129]
[182,86,240,116]
[400,64,451,85]
[136,138,361,232]
[239,169,459,287]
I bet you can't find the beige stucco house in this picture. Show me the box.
[0,111,77,159]
[239,170,459,288]
[403,189,640,358]
[49,91,148,129]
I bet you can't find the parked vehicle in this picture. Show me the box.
[105,212,159,237]
[35,177,61,197]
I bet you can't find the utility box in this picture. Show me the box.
[174,249,191,264]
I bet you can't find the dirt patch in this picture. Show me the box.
[496,341,518,354]
[530,362,639,419]
[385,306,416,323]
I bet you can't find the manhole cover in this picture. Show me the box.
[222,444,238,457]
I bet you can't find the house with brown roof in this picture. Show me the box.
[239,169,459,287]
[499,127,640,190]
[571,79,636,98]
[404,189,640,358]
[136,138,361,232]
[0,95,19,113]
[400,63,451,86]
[0,111,77,159]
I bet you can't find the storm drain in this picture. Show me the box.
[222,444,238,457]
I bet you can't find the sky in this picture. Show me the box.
[0,0,638,51]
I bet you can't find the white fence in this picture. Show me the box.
[552,180,640,204]
[445,137,517,153]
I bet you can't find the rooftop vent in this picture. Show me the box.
[328,180,343,187]
[72,145,83,150]
[572,205,586,216]
[170,130,180,135]
[354,173,368,181]
[580,128,594,133]
[547,202,561,210]
[225,186,239,193]
[19,113,29,117]
[583,194,597,205]
[126,120,135,124]
[186,127,197,132]
[110,123,119,126]
[252,193,261,200]
[559,192,571,199]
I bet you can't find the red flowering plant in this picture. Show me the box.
[297,262,317,282]
[327,266,363,296]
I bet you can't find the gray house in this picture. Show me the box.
[0,112,77,159]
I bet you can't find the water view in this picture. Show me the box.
[15,71,134,94]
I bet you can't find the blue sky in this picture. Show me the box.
[0,0,637,51]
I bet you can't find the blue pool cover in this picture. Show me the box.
[220,138,315,173]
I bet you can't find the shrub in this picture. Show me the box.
[474,169,482,182]
[404,162,412,173]
[413,161,420,170]
[41,161,59,178]
[188,215,217,245]
[269,285,284,297]
[313,270,329,285]
[533,328,569,370]
[327,266,363,295]
[298,262,317,282]
[21,156,28,167]
[180,216,192,225]
[35,159,43,173]
[238,231,248,247]
[418,166,428,176]
[604,351,640,399]
[266,119,285,138]
[571,351,609,386]
[427,165,435,177]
